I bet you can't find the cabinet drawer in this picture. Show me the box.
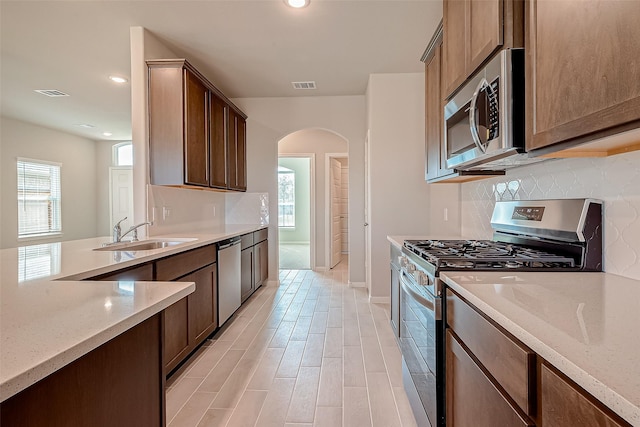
[253,228,268,244]
[156,245,216,281]
[240,233,254,250]
[446,288,534,415]
[540,362,630,427]
[446,331,534,427]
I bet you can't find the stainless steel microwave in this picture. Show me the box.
[444,48,539,171]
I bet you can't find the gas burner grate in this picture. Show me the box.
[404,239,577,271]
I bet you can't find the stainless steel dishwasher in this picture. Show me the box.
[217,237,241,326]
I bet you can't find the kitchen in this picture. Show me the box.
[1,0,640,426]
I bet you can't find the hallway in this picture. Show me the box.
[165,259,417,427]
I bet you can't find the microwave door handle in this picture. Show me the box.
[469,77,489,153]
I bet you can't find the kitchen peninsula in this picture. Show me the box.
[0,224,265,426]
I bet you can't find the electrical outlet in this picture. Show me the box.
[163,206,171,220]
[444,208,449,222]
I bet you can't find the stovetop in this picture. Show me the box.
[403,239,577,271]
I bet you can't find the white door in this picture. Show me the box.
[109,167,134,231]
[330,158,342,268]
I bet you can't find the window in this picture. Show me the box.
[278,167,295,227]
[113,142,133,166]
[17,159,62,238]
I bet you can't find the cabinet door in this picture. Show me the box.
[425,42,455,181]
[241,247,254,302]
[183,69,209,186]
[227,109,239,189]
[164,297,189,374]
[468,0,503,72]
[236,116,247,191]
[209,94,228,189]
[540,363,628,427]
[254,240,268,288]
[526,0,640,152]
[185,263,218,344]
[446,331,534,427]
[442,0,468,97]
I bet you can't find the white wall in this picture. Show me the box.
[278,129,348,267]
[0,116,99,248]
[460,149,640,280]
[231,96,367,284]
[366,73,462,300]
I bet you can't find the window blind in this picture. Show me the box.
[17,159,62,237]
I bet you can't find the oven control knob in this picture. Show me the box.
[398,256,407,268]
[417,272,430,286]
[407,263,416,273]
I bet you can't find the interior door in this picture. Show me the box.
[330,158,342,268]
[109,167,133,231]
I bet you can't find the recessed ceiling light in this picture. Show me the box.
[284,0,309,8]
[108,76,128,84]
[102,132,113,137]
[74,123,95,128]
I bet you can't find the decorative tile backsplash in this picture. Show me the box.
[461,150,640,280]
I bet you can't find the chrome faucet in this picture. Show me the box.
[120,221,153,242]
[112,217,153,243]
[112,217,128,243]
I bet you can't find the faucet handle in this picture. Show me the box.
[114,217,128,229]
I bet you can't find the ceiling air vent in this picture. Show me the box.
[34,89,70,97]
[292,81,317,90]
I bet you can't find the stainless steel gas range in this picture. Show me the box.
[395,198,603,427]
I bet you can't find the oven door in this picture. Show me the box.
[399,271,443,427]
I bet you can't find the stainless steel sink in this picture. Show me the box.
[94,239,194,252]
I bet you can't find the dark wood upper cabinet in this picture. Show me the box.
[525,0,640,153]
[425,32,456,182]
[184,69,209,186]
[443,0,523,99]
[226,110,247,191]
[209,94,228,189]
[148,59,247,192]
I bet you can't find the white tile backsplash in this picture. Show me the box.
[147,185,225,235]
[461,150,640,280]
[225,192,269,225]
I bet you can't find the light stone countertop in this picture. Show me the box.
[0,223,266,402]
[441,271,640,426]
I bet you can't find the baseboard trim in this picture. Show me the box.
[313,266,329,272]
[348,281,366,288]
[265,280,280,287]
[369,296,390,304]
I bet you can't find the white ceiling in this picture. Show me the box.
[1,0,442,141]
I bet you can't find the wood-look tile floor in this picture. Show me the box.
[166,257,418,427]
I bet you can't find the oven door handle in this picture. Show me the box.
[400,275,441,320]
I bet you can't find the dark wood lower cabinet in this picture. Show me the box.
[445,287,632,427]
[0,314,164,427]
[164,296,190,373]
[446,330,534,427]
[241,246,254,302]
[540,362,629,427]
[254,239,268,288]
[186,264,218,344]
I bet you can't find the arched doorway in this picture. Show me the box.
[278,129,348,271]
